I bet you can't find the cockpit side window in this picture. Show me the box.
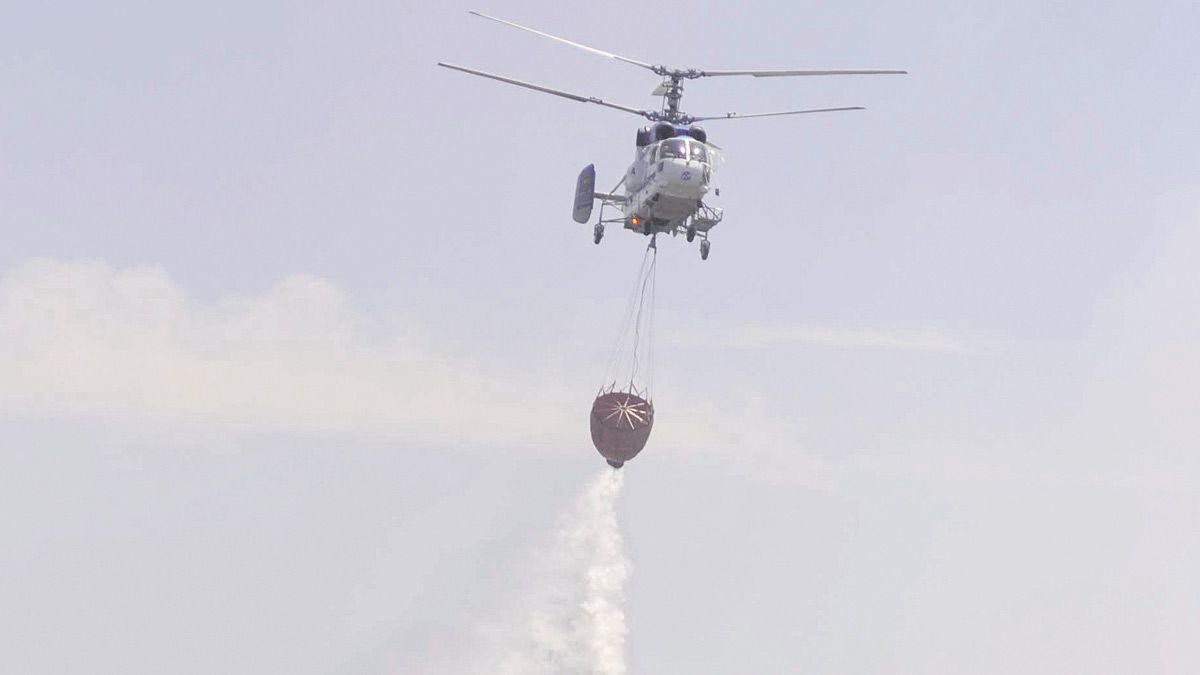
[660,138,687,159]
[689,141,708,163]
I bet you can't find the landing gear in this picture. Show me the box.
[686,226,696,242]
[700,239,710,260]
[593,224,604,244]
[642,219,652,236]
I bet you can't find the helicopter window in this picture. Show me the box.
[689,141,708,163]
[660,138,687,159]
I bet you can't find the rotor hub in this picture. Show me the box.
[650,73,694,124]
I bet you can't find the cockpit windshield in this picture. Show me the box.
[659,138,687,159]
[658,138,709,164]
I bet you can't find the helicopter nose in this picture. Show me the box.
[657,159,708,197]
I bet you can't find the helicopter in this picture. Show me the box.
[439,11,905,260]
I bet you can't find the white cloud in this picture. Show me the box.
[721,323,975,354]
[650,392,829,488]
[653,310,982,355]
[0,258,832,486]
[0,258,577,445]
[0,260,810,469]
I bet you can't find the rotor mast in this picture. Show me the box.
[654,70,691,124]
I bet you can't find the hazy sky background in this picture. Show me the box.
[2,1,1198,673]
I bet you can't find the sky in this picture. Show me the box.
[2,1,1198,673]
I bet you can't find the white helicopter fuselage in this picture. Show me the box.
[619,136,715,234]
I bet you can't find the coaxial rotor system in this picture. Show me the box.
[438,10,906,125]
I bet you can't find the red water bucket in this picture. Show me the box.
[589,390,654,468]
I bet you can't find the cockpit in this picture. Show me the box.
[658,137,709,164]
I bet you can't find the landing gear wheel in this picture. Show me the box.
[700,239,710,260]
[593,224,604,245]
[686,227,696,242]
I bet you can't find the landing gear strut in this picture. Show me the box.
[699,239,710,260]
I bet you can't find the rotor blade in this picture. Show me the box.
[437,62,651,118]
[688,106,865,122]
[468,11,657,72]
[698,69,907,78]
